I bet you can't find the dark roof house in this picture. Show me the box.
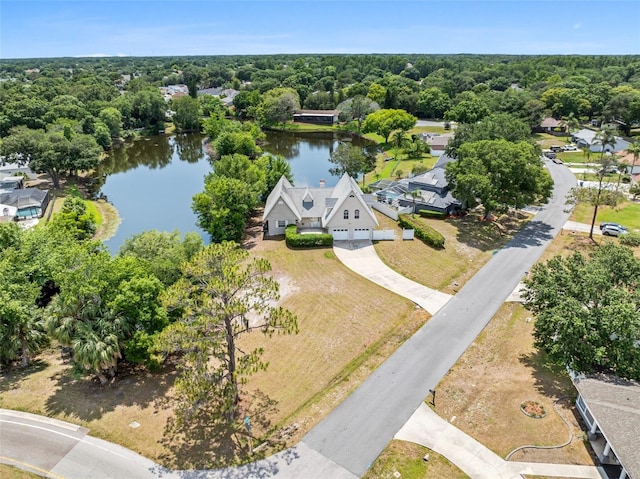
[293,110,339,125]
[370,155,461,215]
[534,117,568,133]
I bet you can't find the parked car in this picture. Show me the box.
[552,157,564,164]
[550,145,563,152]
[544,151,557,159]
[600,222,627,231]
[562,145,578,151]
[602,224,628,236]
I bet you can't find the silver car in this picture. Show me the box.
[602,225,628,236]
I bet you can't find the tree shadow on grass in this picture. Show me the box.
[157,389,284,471]
[449,212,539,252]
[44,361,178,422]
[450,217,505,252]
[0,359,48,394]
[519,349,575,399]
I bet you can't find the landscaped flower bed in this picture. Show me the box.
[520,400,546,418]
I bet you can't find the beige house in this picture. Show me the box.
[262,173,378,240]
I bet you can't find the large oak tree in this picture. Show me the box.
[445,139,552,219]
[523,243,640,380]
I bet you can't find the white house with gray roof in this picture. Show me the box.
[572,129,631,153]
[573,372,640,479]
[262,173,378,240]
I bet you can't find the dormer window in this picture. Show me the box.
[355,209,360,219]
[343,210,349,219]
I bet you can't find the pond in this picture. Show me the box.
[96,130,376,253]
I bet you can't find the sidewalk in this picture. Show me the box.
[395,403,606,479]
[332,240,452,315]
[563,220,602,235]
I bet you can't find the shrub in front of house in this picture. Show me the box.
[398,214,445,249]
[285,225,333,248]
[619,231,640,247]
[417,209,447,220]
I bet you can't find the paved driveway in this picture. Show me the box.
[332,240,452,315]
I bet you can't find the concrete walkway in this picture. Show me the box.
[395,403,606,479]
[332,240,452,315]
[563,220,602,235]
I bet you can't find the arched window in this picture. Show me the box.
[343,209,349,219]
[354,209,360,219]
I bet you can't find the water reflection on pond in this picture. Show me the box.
[96,130,376,253]
[97,134,211,254]
[262,130,377,187]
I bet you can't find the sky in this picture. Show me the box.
[1,0,639,59]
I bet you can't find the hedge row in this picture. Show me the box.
[418,209,447,220]
[398,214,445,249]
[285,225,334,248]
[619,231,640,247]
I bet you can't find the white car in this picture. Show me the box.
[602,224,628,236]
[562,145,578,151]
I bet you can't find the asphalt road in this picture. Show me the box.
[302,159,576,476]
[0,410,164,479]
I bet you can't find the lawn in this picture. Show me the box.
[571,200,640,230]
[0,465,40,479]
[556,151,590,164]
[1,229,426,469]
[409,125,448,135]
[375,154,437,181]
[433,300,595,465]
[374,210,531,294]
[363,440,468,479]
[533,133,573,149]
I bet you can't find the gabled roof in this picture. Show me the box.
[262,176,301,222]
[323,173,378,227]
[573,129,597,144]
[263,173,378,227]
[302,188,314,203]
[573,374,640,478]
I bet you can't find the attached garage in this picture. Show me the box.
[353,228,371,240]
[332,229,349,240]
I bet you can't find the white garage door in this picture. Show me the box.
[332,229,349,240]
[353,228,371,240]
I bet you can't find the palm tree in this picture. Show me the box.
[594,126,616,158]
[73,317,123,385]
[588,127,618,240]
[628,142,640,182]
[391,130,408,162]
[46,296,130,384]
[563,113,580,134]
[409,189,421,215]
